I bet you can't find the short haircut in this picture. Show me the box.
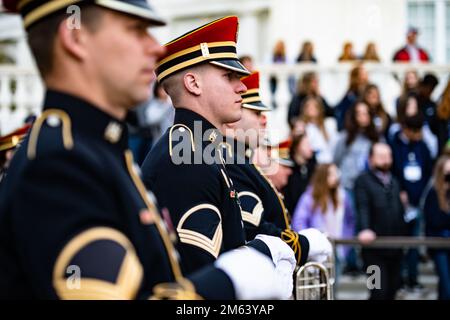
[160,72,183,104]
[160,63,210,103]
[27,4,104,77]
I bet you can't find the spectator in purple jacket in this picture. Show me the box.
[291,163,355,265]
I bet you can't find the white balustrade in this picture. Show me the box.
[0,65,44,135]
[0,63,448,141]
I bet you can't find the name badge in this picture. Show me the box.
[404,164,422,182]
[404,206,419,223]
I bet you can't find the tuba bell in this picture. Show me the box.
[294,254,335,300]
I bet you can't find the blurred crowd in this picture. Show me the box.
[234,26,450,300]
[251,27,449,299]
[281,69,450,298]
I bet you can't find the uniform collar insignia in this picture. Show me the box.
[43,91,128,150]
[208,130,218,143]
[104,121,123,144]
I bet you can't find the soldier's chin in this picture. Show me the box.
[139,87,152,101]
[128,90,151,109]
[227,109,242,123]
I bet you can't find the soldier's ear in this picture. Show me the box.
[183,72,202,96]
[57,17,89,61]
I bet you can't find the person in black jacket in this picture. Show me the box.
[355,142,407,300]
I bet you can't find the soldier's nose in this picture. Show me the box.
[237,81,247,94]
[260,114,267,127]
[145,34,166,58]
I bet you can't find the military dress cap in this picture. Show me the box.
[3,0,166,29]
[155,16,250,83]
[271,139,294,167]
[240,72,270,111]
[0,124,31,153]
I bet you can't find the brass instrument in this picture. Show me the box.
[294,254,335,300]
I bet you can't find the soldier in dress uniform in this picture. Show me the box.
[222,72,333,266]
[141,16,295,275]
[0,1,295,300]
[267,140,296,191]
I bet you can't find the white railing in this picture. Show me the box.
[0,65,44,135]
[0,63,449,140]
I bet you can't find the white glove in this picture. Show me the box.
[215,247,293,300]
[274,259,294,299]
[254,234,296,271]
[298,228,332,264]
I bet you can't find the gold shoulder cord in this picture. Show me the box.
[217,141,233,158]
[169,124,195,157]
[124,150,182,279]
[281,229,301,264]
[253,164,302,264]
[27,109,74,160]
[124,151,202,300]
